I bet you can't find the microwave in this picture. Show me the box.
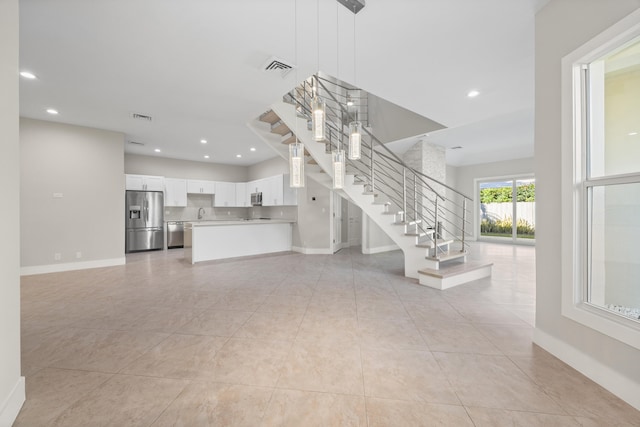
[250,192,262,206]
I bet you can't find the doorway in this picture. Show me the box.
[477,177,535,243]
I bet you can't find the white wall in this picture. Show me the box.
[20,119,125,273]
[125,153,248,182]
[535,0,640,409]
[0,0,24,424]
[247,156,288,180]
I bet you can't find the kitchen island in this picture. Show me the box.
[184,219,295,264]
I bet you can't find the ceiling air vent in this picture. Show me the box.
[131,113,152,122]
[262,56,295,77]
[450,146,463,150]
[128,140,145,146]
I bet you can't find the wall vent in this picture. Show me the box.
[131,113,152,122]
[450,146,463,150]
[262,56,295,77]
[128,140,145,146]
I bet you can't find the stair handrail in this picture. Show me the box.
[287,75,472,253]
[315,76,472,202]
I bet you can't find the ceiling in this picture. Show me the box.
[18,0,549,167]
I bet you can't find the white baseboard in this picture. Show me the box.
[533,328,640,411]
[291,246,333,255]
[0,376,25,427]
[21,257,126,276]
[362,244,400,255]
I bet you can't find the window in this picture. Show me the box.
[562,11,640,350]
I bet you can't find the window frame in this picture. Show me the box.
[561,10,640,350]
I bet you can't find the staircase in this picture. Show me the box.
[247,75,492,290]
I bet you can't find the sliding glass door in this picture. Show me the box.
[478,177,535,243]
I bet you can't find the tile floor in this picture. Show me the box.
[15,242,640,426]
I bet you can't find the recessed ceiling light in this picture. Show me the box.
[236,154,242,158]
[467,90,480,98]
[250,147,256,152]
[200,139,207,144]
[46,108,58,115]
[628,132,638,136]
[20,71,37,79]
[204,155,210,159]
[154,148,161,153]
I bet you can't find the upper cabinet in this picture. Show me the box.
[214,181,236,207]
[235,182,248,207]
[187,179,215,195]
[125,174,165,192]
[164,178,187,207]
[283,174,298,206]
[247,175,296,206]
[126,174,295,206]
[263,175,283,206]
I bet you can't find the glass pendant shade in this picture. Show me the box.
[348,121,362,160]
[311,96,326,141]
[332,149,346,189]
[289,142,305,188]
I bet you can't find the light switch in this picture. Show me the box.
[53,193,63,198]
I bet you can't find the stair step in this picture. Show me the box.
[426,251,467,263]
[393,220,422,226]
[416,238,453,249]
[381,211,398,215]
[308,158,318,165]
[405,232,427,237]
[259,110,280,124]
[281,133,296,144]
[271,122,290,136]
[418,261,493,290]
[362,191,378,196]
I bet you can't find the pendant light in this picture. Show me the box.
[348,112,361,160]
[289,141,305,188]
[311,0,325,142]
[311,83,326,141]
[288,0,305,188]
[348,4,361,160]
[332,147,346,189]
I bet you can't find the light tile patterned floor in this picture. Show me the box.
[16,242,640,426]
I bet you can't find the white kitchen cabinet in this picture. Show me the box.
[263,175,284,206]
[125,174,165,192]
[164,178,187,207]
[283,174,298,206]
[187,179,215,194]
[235,182,247,207]
[214,181,236,207]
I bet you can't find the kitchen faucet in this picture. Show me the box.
[197,207,205,220]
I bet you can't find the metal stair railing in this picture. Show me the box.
[285,74,472,257]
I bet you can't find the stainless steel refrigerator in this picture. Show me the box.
[125,190,164,253]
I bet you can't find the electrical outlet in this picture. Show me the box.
[76,251,82,259]
[54,253,61,261]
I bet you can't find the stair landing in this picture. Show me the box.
[418,261,493,290]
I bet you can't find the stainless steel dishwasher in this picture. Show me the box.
[166,221,185,249]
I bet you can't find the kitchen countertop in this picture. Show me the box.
[186,219,295,226]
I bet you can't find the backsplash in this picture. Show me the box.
[164,194,298,221]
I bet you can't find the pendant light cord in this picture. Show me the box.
[353,5,356,86]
